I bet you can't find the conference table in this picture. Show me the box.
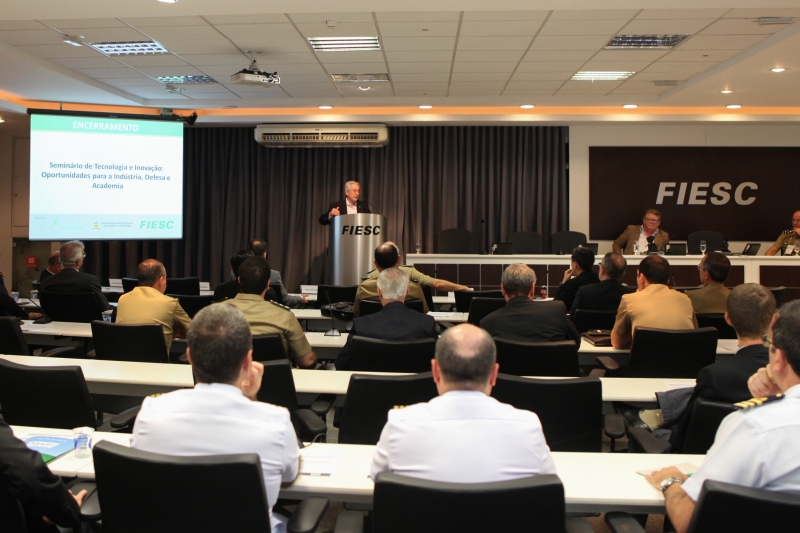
[11,424,704,513]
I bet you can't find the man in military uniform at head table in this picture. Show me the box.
[222,256,317,368]
[765,210,800,256]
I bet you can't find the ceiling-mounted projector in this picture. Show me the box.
[231,58,280,87]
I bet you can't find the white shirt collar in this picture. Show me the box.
[194,382,244,397]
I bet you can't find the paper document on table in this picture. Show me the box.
[637,463,699,476]
[20,325,51,332]
[300,451,340,476]
[666,382,695,390]
[717,339,740,352]
[428,312,454,317]
[301,285,318,295]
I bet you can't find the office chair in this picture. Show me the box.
[507,231,543,254]
[348,336,436,373]
[494,338,581,377]
[359,299,425,317]
[85,441,329,533]
[695,313,737,340]
[420,284,435,311]
[91,321,169,363]
[334,473,593,533]
[338,373,438,445]
[317,285,358,308]
[38,290,104,323]
[769,287,786,307]
[466,297,506,325]
[172,294,214,318]
[252,333,289,362]
[687,231,726,255]
[165,277,200,296]
[606,480,800,533]
[437,228,473,254]
[454,289,503,312]
[550,231,587,255]
[121,278,138,293]
[0,316,75,357]
[571,309,618,333]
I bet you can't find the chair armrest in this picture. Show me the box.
[40,347,77,358]
[439,304,453,312]
[626,427,667,454]
[605,512,647,533]
[333,511,365,533]
[603,413,626,440]
[286,497,329,533]
[293,409,327,442]
[566,517,596,533]
[587,368,606,378]
[79,489,102,522]
[595,356,619,372]
[109,406,141,430]
[310,394,334,417]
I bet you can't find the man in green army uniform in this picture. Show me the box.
[766,210,800,256]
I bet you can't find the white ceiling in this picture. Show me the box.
[1,2,800,121]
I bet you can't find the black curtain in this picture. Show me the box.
[85,126,569,293]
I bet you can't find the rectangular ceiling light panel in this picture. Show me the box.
[605,35,689,49]
[155,75,217,84]
[331,74,390,83]
[89,41,170,55]
[571,71,635,81]
[308,37,380,52]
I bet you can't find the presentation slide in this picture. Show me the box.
[29,113,184,240]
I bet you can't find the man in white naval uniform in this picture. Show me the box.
[132,304,299,533]
[646,300,800,533]
[369,323,557,483]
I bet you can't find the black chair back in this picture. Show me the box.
[91,321,168,363]
[373,472,566,533]
[493,375,603,452]
[349,337,436,373]
[681,398,739,455]
[687,480,800,533]
[628,327,718,379]
[507,231,543,254]
[165,277,200,296]
[437,228,473,254]
[252,334,288,362]
[0,316,30,355]
[39,290,104,323]
[172,294,214,318]
[317,285,358,307]
[92,441,272,533]
[572,309,618,333]
[339,373,438,445]
[420,284,435,311]
[121,278,138,293]
[494,338,580,377]
[256,359,299,411]
[454,290,503,312]
[0,358,96,429]
[360,299,426,317]
[770,287,786,307]
[695,313,737,340]
[550,231,587,255]
[687,231,726,255]
[467,297,506,325]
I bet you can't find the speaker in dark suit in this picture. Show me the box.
[318,181,371,225]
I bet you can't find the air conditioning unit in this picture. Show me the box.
[254,124,389,148]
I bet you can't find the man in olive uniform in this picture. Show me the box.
[224,256,317,368]
[353,241,468,316]
[766,210,800,256]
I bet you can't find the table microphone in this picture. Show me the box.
[323,290,341,337]
[646,235,658,254]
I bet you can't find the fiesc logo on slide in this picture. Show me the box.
[140,221,175,229]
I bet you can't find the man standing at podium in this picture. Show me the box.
[318,180,371,225]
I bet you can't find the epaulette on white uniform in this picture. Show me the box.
[734,394,784,410]
[269,300,291,311]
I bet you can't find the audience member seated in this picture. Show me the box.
[370,323,556,482]
[611,255,696,349]
[132,304,299,533]
[569,252,634,316]
[38,252,62,282]
[0,420,86,533]
[353,241,468,316]
[480,263,580,344]
[336,268,438,370]
[224,256,316,368]
[554,246,599,312]
[116,259,192,352]
[646,300,800,533]
[250,239,308,308]
[39,240,111,311]
[213,249,254,301]
[686,251,731,314]
[1,268,41,320]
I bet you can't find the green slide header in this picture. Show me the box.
[31,114,183,137]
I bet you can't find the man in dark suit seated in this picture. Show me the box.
[213,249,254,301]
[553,246,600,312]
[39,240,111,311]
[38,252,62,282]
[335,268,438,370]
[480,263,580,344]
[569,252,634,316]
[318,180,371,225]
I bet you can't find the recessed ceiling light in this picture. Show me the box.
[572,71,635,81]
[358,86,371,91]
[520,104,534,109]
[319,105,333,110]
[726,104,742,109]
[419,105,433,109]
[157,0,178,3]
[720,89,733,94]
[89,41,169,55]
[156,75,217,84]
[63,35,84,47]
[771,67,786,73]
[605,34,689,49]
[331,74,389,83]
[309,37,380,52]
[622,104,638,109]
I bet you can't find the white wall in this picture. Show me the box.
[569,124,800,255]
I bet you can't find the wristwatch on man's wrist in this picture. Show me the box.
[660,477,685,493]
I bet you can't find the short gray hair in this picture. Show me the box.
[435,324,496,390]
[345,180,360,192]
[59,240,85,268]
[376,268,409,301]
[602,252,627,281]
[188,304,252,385]
[501,263,536,297]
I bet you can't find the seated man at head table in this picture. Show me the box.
[765,209,800,256]
[370,323,557,483]
[569,252,634,316]
[213,249,254,302]
[222,256,317,368]
[39,240,111,311]
[553,246,600,313]
[685,251,731,314]
[132,304,299,533]
[115,259,192,353]
[38,252,62,282]
[353,241,469,317]
[481,263,580,344]
[612,208,670,255]
[336,268,438,370]
[646,300,800,533]
[611,255,697,350]
[249,239,308,308]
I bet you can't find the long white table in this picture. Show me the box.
[293,309,468,323]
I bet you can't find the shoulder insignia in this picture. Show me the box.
[269,300,291,311]
[393,405,409,410]
[148,393,166,399]
[734,394,784,410]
